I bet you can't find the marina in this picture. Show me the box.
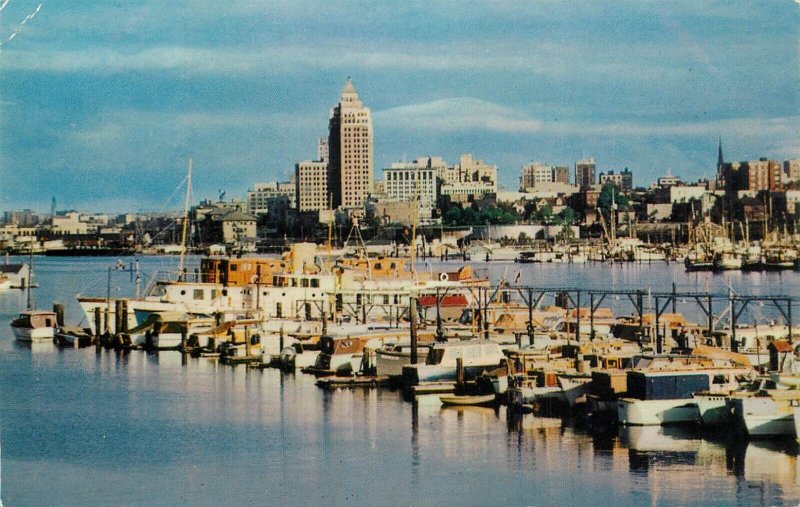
[1,256,800,505]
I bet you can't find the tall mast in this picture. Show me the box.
[178,159,193,278]
[410,167,420,279]
[327,193,333,269]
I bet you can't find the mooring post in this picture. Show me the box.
[672,282,677,314]
[456,357,464,388]
[181,326,188,353]
[788,299,793,344]
[575,290,581,342]
[655,296,662,354]
[483,287,489,340]
[526,288,534,347]
[590,293,595,342]
[410,297,418,364]
[121,300,128,333]
[94,307,102,349]
[245,325,252,357]
[707,295,714,334]
[115,300,124,335]
[53,303,65,328]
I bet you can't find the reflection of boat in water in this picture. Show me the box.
[618,425,703,452]
[742,439,800,486]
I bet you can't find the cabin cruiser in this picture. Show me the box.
[10,310,57,341]
[402,339,505,386]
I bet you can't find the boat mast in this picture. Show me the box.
[410,167,420,280]
[178,159,193,279]
[26,240,33,310]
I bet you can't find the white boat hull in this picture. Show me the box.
[729,396,797,437]
[12,325,54,342]
[693,393,730,427]
[617,398,699,426]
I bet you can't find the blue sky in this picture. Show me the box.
[1,1,798,213]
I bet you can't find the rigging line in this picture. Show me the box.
[2,1,44,46]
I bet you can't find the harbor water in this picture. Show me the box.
[1,257,799,506]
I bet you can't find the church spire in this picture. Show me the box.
[717,137,724,168]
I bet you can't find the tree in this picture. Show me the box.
[554,207,576,225]
[598,184,629,211]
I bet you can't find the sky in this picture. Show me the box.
[0,1,798,213]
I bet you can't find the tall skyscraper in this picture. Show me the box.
[327,78,373,209]
[575,158,596,190]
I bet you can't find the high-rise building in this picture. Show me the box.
[599,168,633,191]
[295,160,329,212]
[327,78,373,209]
[317,138,329,162]
[247,181,296,215]
[784,159,800,181]
[383,160,438,219]
[553,166,570,184]
[575,158,596,190]
[520,162,553,190]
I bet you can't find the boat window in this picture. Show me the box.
[384,295,389,305]
[311,279,319,288]
[276,303,283,318]
[292,278,298,287]
[231,264,237,271]
[193,289,204,300]
[374,263,382,270]
[222,289,228,296]
[712,374,727,384]
[180,290,186,296]
[301,278,309,288]
[390,262,396,270]
[211,290,217,299]
[427,348,444,365]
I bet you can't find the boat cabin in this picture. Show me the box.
[12,310,57,329]
[201,257,287,286]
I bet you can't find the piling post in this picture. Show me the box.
[788,299,793,344]
[575,290,581,342]
[730,297,737,352]
[53,303,65,328]
[410,297,419,364]
[180,326,188,353]
[115,300,124,334]
[121,300,128,333]
[279,326,285,352]
[456,357,464,388]
[94,307,102,349]
[589,293,595,342]
[672,282,677,314]
[526,288,534,347]
[245,325,252,357]
[483,288,489,340]
[654,296,662,354]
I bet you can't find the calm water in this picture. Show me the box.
[1,256,799,506]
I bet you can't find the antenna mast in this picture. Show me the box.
[178,159,193,278]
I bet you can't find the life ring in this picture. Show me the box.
[439,272,449,282]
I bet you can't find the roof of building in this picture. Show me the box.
[0,264,24,274]
[220,211,257,222]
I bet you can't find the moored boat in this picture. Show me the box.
[10,310,57,341]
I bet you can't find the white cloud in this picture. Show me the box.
[374,97,544,134]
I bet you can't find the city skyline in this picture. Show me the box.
[0,1,798,213]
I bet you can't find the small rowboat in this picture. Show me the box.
[439,394,496,407]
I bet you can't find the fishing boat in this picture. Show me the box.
[10,310,57,341]
[401,339,505,386]
[617,361,751,426]
[729,390,800,437]
[374,344,430,378]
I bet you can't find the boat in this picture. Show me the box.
[713,251,742,271]
[402,339,506,386]
[305,326,417,377]
[10,310,57,341]
[557,373,593,407]
[728,388,800,437]
[374,344,430,378]
[439,394,496,406]
[54,326,93,347]
[618,364,750,426]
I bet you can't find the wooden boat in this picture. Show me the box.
[54,326,93,347]
[10,310,57,341]
[439,394,496,406]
